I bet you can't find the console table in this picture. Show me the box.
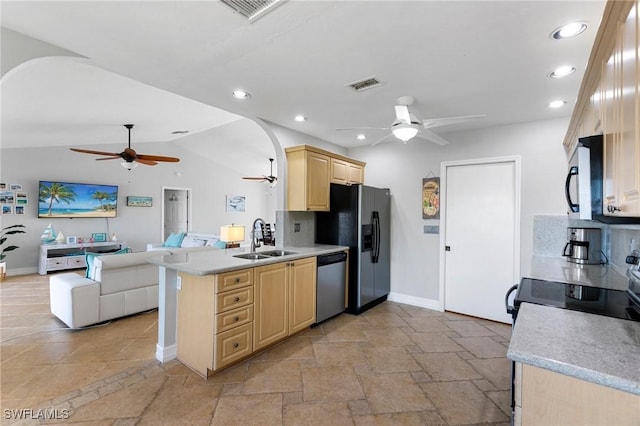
[38,242,123,275]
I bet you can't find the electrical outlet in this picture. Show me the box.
[176,276,182,290]
[294,223,300,232]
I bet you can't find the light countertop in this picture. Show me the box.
[508,303,640,395]
[529,256,629,291]
[148,244,349,276]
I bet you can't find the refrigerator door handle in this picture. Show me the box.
[372,211,380,263]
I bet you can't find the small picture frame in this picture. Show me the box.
[66,236,77,244]
[92,233,107,242]
[226,195,246,212]
[127,196,152,207]
[15,205,25,215]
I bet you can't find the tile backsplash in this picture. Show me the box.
[533,215,640,272]
[275,210,315,247]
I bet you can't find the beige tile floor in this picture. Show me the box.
[1,273,512,425]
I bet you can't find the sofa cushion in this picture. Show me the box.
[164,232,185,247]
[94,251,170,296]
[85,247,132,279]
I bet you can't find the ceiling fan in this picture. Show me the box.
[242,158,277,184]
[338,96,486,146]
[70,124,180,169]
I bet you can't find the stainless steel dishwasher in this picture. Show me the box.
[316,251,347,324]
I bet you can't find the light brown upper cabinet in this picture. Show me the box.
[564,1,639,218]
[330,157,364,186]
[603,4,640,217]
[286,145,366,211]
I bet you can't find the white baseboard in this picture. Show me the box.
[156,343,177,362]
[6,267,39,276]
[387,292,443,312]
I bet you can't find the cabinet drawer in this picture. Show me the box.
[214,323,253,370]
[46,257,69,269]
[66,256,87,268]
[215,304,253,334]
[216,269,254,293]
[216,286,254,313]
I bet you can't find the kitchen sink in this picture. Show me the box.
[233,253,269,260]
[260,250,298,257]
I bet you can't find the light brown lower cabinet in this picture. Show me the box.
[515,363,640,425]
[254,257,317,351]
[177,257,317,378]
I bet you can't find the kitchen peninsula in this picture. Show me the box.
[508,258,640,424]
[148,245,348,376]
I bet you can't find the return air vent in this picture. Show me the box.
[346,76,381,92]
[220,0,286,23]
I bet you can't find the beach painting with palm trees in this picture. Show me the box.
[38,181,118,218]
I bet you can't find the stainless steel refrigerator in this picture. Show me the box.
[316,184,391,314]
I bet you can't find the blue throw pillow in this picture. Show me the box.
[85,252,100,278]
[113,247,132,255]
[163,232,185,248]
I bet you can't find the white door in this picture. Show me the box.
[442,158,520,323]
[163,188,189,240]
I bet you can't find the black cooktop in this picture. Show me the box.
[515,278,640,322]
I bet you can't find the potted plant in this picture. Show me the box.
[1,225,26,279]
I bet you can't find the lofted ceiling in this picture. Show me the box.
[1,1,605,150]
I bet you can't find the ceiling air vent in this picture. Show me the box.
[346,76,381,92]
[220,0,286,23]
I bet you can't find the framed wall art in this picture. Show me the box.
[226,195,246,212]
[127,196,152,207]
[422,176,440,219]
[92,233,107,242]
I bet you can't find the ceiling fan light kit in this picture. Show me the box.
[392,124,420,142]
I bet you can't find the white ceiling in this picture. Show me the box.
[1,1,605,150]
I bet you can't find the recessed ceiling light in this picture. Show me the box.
[294,115,306,122]
[549,65,576,79]
[548,100,567,109]
[357,134,366,140]
[232,90,251,99]
[551,22,587,40]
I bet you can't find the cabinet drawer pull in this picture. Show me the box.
[234,277,240,283]
[234,297,240,302]
[233,342,239,348]
[234,316,240,322]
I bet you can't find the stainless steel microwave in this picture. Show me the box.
[566,144,592,219]
[566,134,640,224]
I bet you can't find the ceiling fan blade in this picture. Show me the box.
[134,158,159,166]
[370,133,394,147]
[243,176,267,181]
[394,105,412,124]
[134,154,180,163]
[418,130,450,146]
[337,126,390,131]
[96,156,121,161]
[422,114,486,129]
[70,147,121,156]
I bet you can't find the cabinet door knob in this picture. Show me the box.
[234,277,240,283]
[234,316,240,322]
[234,297,240,302]
[233,342,239,348]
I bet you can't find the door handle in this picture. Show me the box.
[445,246,451,251]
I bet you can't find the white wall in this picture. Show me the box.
[1,123,277,274]
[349,118,570,303]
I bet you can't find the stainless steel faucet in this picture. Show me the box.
[250,218,266,253]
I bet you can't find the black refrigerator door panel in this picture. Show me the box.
[373,188,391,299]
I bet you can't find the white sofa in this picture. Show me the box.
[146,232,223,254]
[49,250,171,329]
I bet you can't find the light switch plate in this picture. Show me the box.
[424,225,439,234]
